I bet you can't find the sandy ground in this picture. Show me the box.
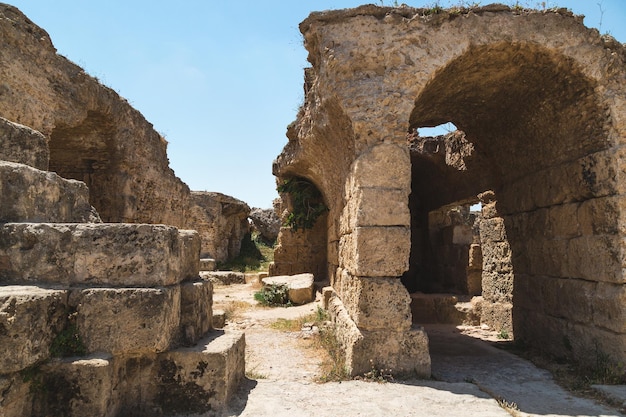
[210,282,624,417]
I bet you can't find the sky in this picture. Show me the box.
[4,1,626,209]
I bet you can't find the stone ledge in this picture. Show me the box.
[0,117,49,170]
[262,273,315,305]
[0,223,200,287]
[0,161,100,223]
[0,285,67,373]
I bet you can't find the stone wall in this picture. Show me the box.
[187,192,250,263]
[276,4,626,374]
[0,4,190,227]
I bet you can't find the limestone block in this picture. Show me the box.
[180,280,213,345]
[69,287,180,355]
[328,293,430,377]
[33,354,117,417]
[0,223,195,287]
[212,309,226,329]
[200,271,245,285]
[467,269,483,296]
[0,285,67,373]
[592,282,626,333]
[0,373,32,417]
[352,143,411,189]
[479,217,507,243]
[481,241,513,273]
[262,273,315,305]
[176,229,201,280]
[410,293,467,325]
[336,272,412,331]
[548,202,581,238]
[350,187,410,228]
[481,271,513,303]
[452,225,473,245]
[540,276,594,325]
[156,331,245,415]
[0,161,100,223]
[578,196,621,235]
[468,243,482,270]
[341,226,410,277]
[0,116,48,170]
[479,301,513,334]
[567,234,624,283]
[199,258,216,271]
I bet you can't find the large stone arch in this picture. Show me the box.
[277,4,626,376]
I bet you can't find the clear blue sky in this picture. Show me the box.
[5,1,625,208]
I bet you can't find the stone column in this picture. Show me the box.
[331,143,431,377]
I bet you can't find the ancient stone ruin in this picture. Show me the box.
[273,4,626,376]
[0,5,245,416]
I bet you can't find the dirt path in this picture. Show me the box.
[211,282,624,417]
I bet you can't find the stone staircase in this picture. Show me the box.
[0,117,245,417]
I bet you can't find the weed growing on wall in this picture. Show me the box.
[277,177,327,231]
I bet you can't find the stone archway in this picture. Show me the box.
[276,4,626,375]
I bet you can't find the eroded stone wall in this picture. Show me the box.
[0,5,190,227]
[277,4,626,374]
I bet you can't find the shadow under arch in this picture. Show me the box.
[407,40,619,364]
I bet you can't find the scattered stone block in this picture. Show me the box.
[69,287,180,355]
[212,309,226,329]
[0,285,67,373]
[0,223,199,287]
[262,273,315,305]
[201,270,245,285]
[0,117,49,170]
[155,331,245,415]
[0,161,100,223]
[199,257,216,271]
[180,280,213,345]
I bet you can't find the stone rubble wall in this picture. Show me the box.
[277,4,626,373]
[187,191,251,263]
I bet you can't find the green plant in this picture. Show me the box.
[497,329,510,340]
[277,177,327,231]
[315,325,351,382]
[50,322,86,358]
[216,232,274,273]
[254,283,291,307]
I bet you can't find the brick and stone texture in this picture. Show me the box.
[274,4,626,374]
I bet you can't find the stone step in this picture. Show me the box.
[0,161,100,223]
[410,293,479,325]
[0,117,49,170]
[0,223,200,287]
[262,273,315,305]
[13,331,245,417]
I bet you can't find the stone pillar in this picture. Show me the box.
[331,143,431,377]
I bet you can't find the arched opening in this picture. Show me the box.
[271,176,329,281]
[406,41,614,362]
[49,110,121,222]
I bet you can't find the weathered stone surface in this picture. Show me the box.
[340,226,410,277]
[156,331,245,415]
[0,4,191,227]
[180,280,213,346]
[0,223,199,287]
[262,273,315,305]
[212,309,226,329]
[0,285,67,373]
[0,373,32,417]
[335,270,412,331]
[0,117,49,170]
[0,161,100,223]
[410,293,468,325]
[201,270,245,286]
[328,294,430,377]
[249,207,281,242]
[187,191,251,263]
[199,257,216,272]
[33,354,117,417]
[69,287,180,355]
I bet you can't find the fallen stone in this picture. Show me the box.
[69,287,180,355]
[0,161,100,223]
[199,257,216,271]
[262,273,315,305]
[0,285,67,373]
[0,223,199,287]
[201,271,245,285]
[249,207,281,242]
